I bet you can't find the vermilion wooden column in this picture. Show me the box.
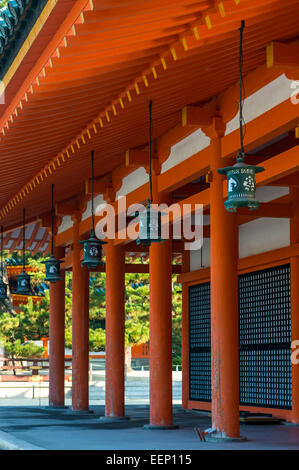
[181,251,190,410]
[210,128,240,439]
[71,216,90,411]
[291,188,299,423]
[49,246,66,408]
[100,242,127,421]
[147,237,175,428]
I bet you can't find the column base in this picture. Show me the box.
[67,408,94,415]
[99,416,130,423]
[43,405,68,411]
[144,424,179,430]
[203,429,246,442]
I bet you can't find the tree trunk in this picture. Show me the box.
[11,357,16,376]
[125,346,133,373]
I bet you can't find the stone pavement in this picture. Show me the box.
[0,405,299,450]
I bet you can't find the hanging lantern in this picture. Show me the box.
[17,269,31,295]
[17,208,32,295]
[137,100,164,247]
[42,185,63,283]
[137,203,164,246]
[80,151,106,268]
[43,255,63,283]
[79,230,105,269]
[0,226,8,301]
[218,151,264,212]
[217,21,264,212]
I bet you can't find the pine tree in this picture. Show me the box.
[0,253,182,368]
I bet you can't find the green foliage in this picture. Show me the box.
[0,252,182,364]
[4,340,44,359]
[0,1,8,9]
[172,281,182,364]
[0,312,44,358]
[89,328,105,351]
[18,295,49,340]
[125,264,150,347]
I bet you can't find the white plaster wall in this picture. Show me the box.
[116,167,148,199]
[57,215,73,234]
[161,129,210,173]
[255,185,289,202]
[226,74,293,135]
[190,216,290,271]
[190,238,211,271]
[239,217,290,259]
[82,194,105,221]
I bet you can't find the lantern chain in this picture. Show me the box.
[238,20,245,163]
[149,99,153,205]
[22,208,26,270]
[1,225,3,279]
[51,184,54,256]
[91,150,95,234]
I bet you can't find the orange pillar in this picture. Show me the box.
[291,188,299,423]
[49,246,66,408]
[209,129,240,439]
[147,237,176,428]
[181,251,190,410]
[100,242,128,422]
[71,216,90,411]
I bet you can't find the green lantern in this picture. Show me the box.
[42,255,63,283]
[0,226,8,301]
[137,100,164,247]
[80,151,106,269]
[218,21,264,212]
[218,152,264,212]
[79,230,106,269]
[43,185,63,283]
[17,269,31,295]
[17,208,32,295]
[137,204,164,247]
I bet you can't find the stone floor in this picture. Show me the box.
[0,405,299,450]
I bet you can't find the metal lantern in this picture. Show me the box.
[0,278,7,301]
[42,255,63,283]
[43,185,63,283]
[79,151,106,269]
[137,100,164,247]
[0,226,8,301]
[17,208,32,295]
[217,154,264,212]
[17,269,31,295]
[218,21,264,213]
[137,204,164,246]
[79,230,106,269]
